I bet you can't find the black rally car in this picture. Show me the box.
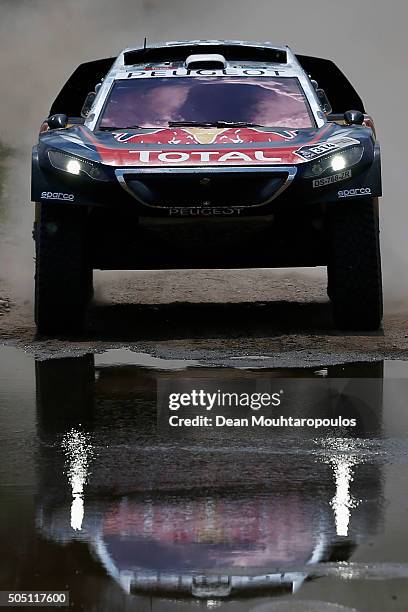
[31,40,382,334]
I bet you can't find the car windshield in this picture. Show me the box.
[98,76,314,129]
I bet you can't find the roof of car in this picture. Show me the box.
[111,40,299,72]
[121,39,288,51]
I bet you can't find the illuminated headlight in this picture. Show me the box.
[303,145,364,178]
[48,150,109,181]
[66,159,81,175]
[331,154,346,172]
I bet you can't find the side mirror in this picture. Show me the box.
[316,88,332,115]
[344,110,364,126]
[47,113,68,130]
[81,91,96,118]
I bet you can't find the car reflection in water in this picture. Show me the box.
[35,354,384,604]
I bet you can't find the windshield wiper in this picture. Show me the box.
[98,125,141,131]
[168,121,263,128]
[100,121,264,130]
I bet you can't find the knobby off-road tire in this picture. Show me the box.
[35,202,91,335]
[328,197,383,331]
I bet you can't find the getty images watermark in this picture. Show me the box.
[163,387,357,429]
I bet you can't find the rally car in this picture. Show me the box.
[31,40,383,334]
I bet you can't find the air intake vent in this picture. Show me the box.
[185,53,227,70]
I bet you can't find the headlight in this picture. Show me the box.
[303,145,364,178]
[331,154,347,171]
[48,150,109,181]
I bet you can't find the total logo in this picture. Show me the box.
[41,191,74,201]
[338,187,371,198]
[127,149,282,164]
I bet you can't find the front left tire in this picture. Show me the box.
[35,202,91,335]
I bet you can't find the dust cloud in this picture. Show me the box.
[0,0,407,308]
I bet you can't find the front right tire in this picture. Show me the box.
[35,202,91,335]
[327,197,383,331]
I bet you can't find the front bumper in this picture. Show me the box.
[32,146,382,217]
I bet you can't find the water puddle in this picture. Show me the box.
[1,346,408,610]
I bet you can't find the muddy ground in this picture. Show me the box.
[1,267,408,365]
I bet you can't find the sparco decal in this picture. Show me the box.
[313,169,351,188]
[338,188,372,198]
[168,207,243,216]
[41,191,74,201]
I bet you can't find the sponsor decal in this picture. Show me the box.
[338,187,372,198]
[295,136,360,161]
[126,68,282,79]
[312,169,352,188]
[112,127,298,146]
[168,207,243,217]
[41,191,74,201]
[295,142,338,160]
[127,149,282,164]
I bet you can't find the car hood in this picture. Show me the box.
[40,123,369,168]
